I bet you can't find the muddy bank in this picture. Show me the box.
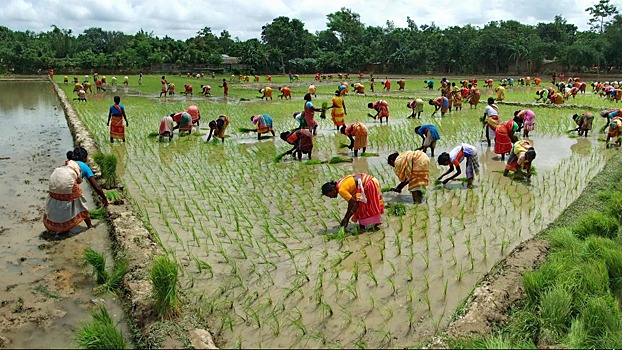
[430,149,621,347]
[51,80,217,348]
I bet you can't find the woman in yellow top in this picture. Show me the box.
[259,87,273,100]
[387,151,430,203]
[321,173,384,230]
[495,85,506,101]
[330,90,347,129]
[206,115,230,143]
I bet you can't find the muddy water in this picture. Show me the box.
[0,81,128,348]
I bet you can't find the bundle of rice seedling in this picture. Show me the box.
[102,257,129,292]
[367,113,376,119]
[89,207,106,220]
[237,127,257,133]
[105,190,123,204]
[273,150,291,163]
[150,255,181,318]
[84,248,108,284]
[93,152,118,188]
[361,152,380,157]
[147,131,159,138]
[386,203,407,216]
[320,102,329,119]
[338,143,351,149]
[381,185,393,193]
[328,156,352,164]
[74,306,128,349]
[304,159,324,165]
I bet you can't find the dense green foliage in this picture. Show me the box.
[3,2,622,74]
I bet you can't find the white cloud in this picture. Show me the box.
[0,0,619,40]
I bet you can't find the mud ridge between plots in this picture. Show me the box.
[50,79,217,349]
[498,100,608,111]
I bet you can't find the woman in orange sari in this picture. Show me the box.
[387,151,430,203]
[368,100,390,124]
[330,90,347,129]
[107,96,128,143]
[467,86,481,109]
[341,122,368,157]
[494,120,518,160]
[322,173,384,230]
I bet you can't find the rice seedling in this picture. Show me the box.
[386,202,407,216]
[104,190,123,204]
[93,152,118,188]
[150,255,181,318]
[74,306,127,349]
[328,156,353,164]
[84,247,108,284]
[89,207,106,220]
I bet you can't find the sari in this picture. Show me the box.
[468,89,480,106]
[494,120,515,155]
[345,122,368,151]
[286,129,313,153]
[331,96,346,127]
[579,112,594,131]
[109,104,125,140]
[43,160,89,232]
[521,110,536,132]
[505,140,533,172]
[252,114,274,134]
[372,100,390,119]
[394,151,430,191]
[178,112,193,132]
[453,92,463,107]
[303,102,318,130]
[215,115,230,139]
[336,174,384,225]
[449,144,479,179]
[159,115,174,137]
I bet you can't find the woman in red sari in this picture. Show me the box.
[107,96,128,143]
[494,120,518,160]
[322,173,384,230]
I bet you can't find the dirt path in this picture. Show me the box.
[0,80,127,348]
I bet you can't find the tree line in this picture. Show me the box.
[1,0,621,75]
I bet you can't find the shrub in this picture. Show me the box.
[579,295,622,349]
[572,211,619,240]
[504,305,540,345]
[539,285,572,340]
[546,228,581,252]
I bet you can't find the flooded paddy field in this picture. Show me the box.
[56,74,613,348]
[0,81,128,348]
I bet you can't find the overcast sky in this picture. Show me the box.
[1,0,619,40]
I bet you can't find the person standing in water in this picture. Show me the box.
[107,96,128,143]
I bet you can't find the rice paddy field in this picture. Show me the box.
[57,74,617,348]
